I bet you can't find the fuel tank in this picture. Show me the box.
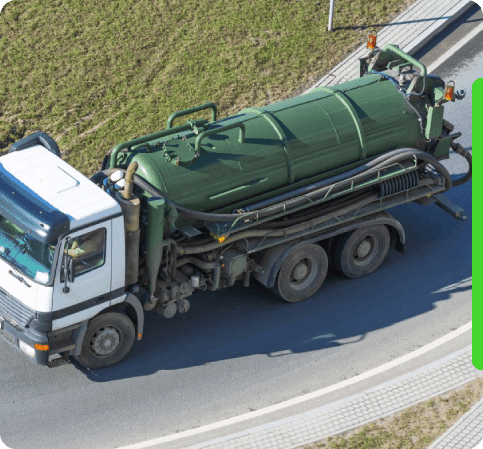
[119,74,424,214]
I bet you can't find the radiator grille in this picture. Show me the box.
[0,286,35,327]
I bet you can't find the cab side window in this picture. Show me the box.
[65,228,106,277]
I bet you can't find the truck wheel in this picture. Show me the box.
[74,312,135,369]
[272,244,328,303]
[332,225,390,279]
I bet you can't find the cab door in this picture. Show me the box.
[52,221,112,330]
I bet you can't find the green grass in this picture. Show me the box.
[1,0,415,176]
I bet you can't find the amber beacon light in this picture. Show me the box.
[444,81,455,101]
[367,31,377,49]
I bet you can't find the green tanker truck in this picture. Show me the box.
[0,44,471,369]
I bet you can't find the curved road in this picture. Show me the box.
[0,18,478,449]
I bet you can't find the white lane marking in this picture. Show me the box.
[119,20,481,449]
[117,321,471,448]
[426,20,483,73]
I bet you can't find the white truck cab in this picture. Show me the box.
[0,140,130,367]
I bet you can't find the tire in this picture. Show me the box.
[332,225,390,279]
[74,312,135,369]
[272,244,328,303]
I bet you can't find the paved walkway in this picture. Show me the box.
[185,0,480,448]
[185,345,481,449]
[428,392,483,449]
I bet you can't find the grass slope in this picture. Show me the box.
[1,0,414,176]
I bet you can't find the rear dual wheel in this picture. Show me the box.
[272,225,390,302]
[330,225,390,278]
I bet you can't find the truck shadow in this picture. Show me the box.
[73,179,472,381]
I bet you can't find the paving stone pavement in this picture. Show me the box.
[427,398,483,449]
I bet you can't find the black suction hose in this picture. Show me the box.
[239,149,452,212]
[92,148,453,223]
[176,177,440,255]
[255,189,377,229]
[450,143,472,187]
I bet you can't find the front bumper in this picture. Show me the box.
[0,315,49,365]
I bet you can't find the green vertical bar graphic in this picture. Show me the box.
[473,78,482,369]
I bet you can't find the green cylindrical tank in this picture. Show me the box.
[121,74,424,214]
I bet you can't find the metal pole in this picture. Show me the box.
[328,0,335,32]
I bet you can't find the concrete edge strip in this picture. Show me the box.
[117,322,471,448]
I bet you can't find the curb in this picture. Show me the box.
[304,0,476,90]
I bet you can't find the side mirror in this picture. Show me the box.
[67,257,75,283]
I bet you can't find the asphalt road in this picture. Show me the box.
[0,11,478,449]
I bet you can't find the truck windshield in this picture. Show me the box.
[0,213,55,285]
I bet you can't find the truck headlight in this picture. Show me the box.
[18,340,35,358]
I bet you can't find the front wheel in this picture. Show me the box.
[272,244,328,303]
[332,225,390,279]
[74,312,135,369]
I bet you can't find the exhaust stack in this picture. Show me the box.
[115,161,141,286]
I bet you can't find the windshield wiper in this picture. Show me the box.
[8,269,31,288]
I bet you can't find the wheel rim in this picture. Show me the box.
[353,236,379,267]
[289,257,318,290]
[90,326,121,356]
